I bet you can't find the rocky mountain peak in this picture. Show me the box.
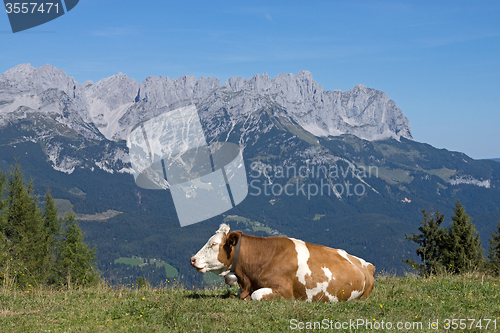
[86,72,139,111]
[0,64,413,143]
[1,63,79,97]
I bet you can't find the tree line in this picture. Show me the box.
[404,200,500,276]
[0,163,98,290]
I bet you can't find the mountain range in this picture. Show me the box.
[1,64,499,286]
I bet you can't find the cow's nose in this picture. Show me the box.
[190,257,196,266]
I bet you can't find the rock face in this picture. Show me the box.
[0,63,100,139]
[0,64,412,143]
[85,73,140,140]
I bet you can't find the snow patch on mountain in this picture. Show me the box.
[117,167,134,174]
[95,161,114,174]
[449,176,491,188]
[46,142,80,174]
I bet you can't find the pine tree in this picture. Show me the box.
[56,211,98,287]
[1,163,100,288]
[44,189,61,241]
[0,230,7,282]
[403,209,447,276]
[0,169,5,223]
[4,163,50,287]
[0,170,8,283]
[442,200,483,274]
[43,189,62,284]
[487,219,500,274]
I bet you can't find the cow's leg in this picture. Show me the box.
[250,288,274,301]
[238,275,253,300]
[237,288,251,301]
[239,289,251,300]
[250,279,296,301]
[251,285,294,301]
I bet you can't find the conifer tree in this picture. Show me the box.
[44,189,61,241]
[4,163,50,287]
[0,163,99,288]
[487,219,500,274]
[43,189,62,284]
[0,171,8,282]
[0,170,5,223]
[442,200,483,274]
[0,231,7,283]
[403,209,446,275]
[56,211,98,287]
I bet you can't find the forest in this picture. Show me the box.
[0,163,98,289]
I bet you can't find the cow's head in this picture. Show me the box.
[190,223,242,276]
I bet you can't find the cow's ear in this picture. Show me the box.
[226,231,243,247]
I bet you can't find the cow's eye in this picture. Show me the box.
[211,242,218,248]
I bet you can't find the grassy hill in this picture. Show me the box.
[1,273,499,332]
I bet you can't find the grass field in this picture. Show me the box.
[425,168,457,182]
[53,199,73,217]
[313,214,326,221]
[115,256,145,266]
[223,216,287,237]
[78,209,123,221]
[114,256,179,278]
[155,262,179,278]
[353,162,457,185]
[1,273,499,332]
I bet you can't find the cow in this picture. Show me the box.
[190,224,375,302]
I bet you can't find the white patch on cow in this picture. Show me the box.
[347,281,366,301]
[320,267,338,302]
[251,288,273,301]
[350,254,370,268]
[303,267,338,302]
[290,239,341,302]
[191,224,231,275]
[290,238,312,285]
[321,267,335,281]
[305,281,329,302]
[337,249,354,265]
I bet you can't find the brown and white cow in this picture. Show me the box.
[190,224,375,302]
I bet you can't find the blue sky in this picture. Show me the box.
[1,0,499,159]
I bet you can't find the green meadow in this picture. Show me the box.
[114,256,179,278]
[1,273,499,332]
